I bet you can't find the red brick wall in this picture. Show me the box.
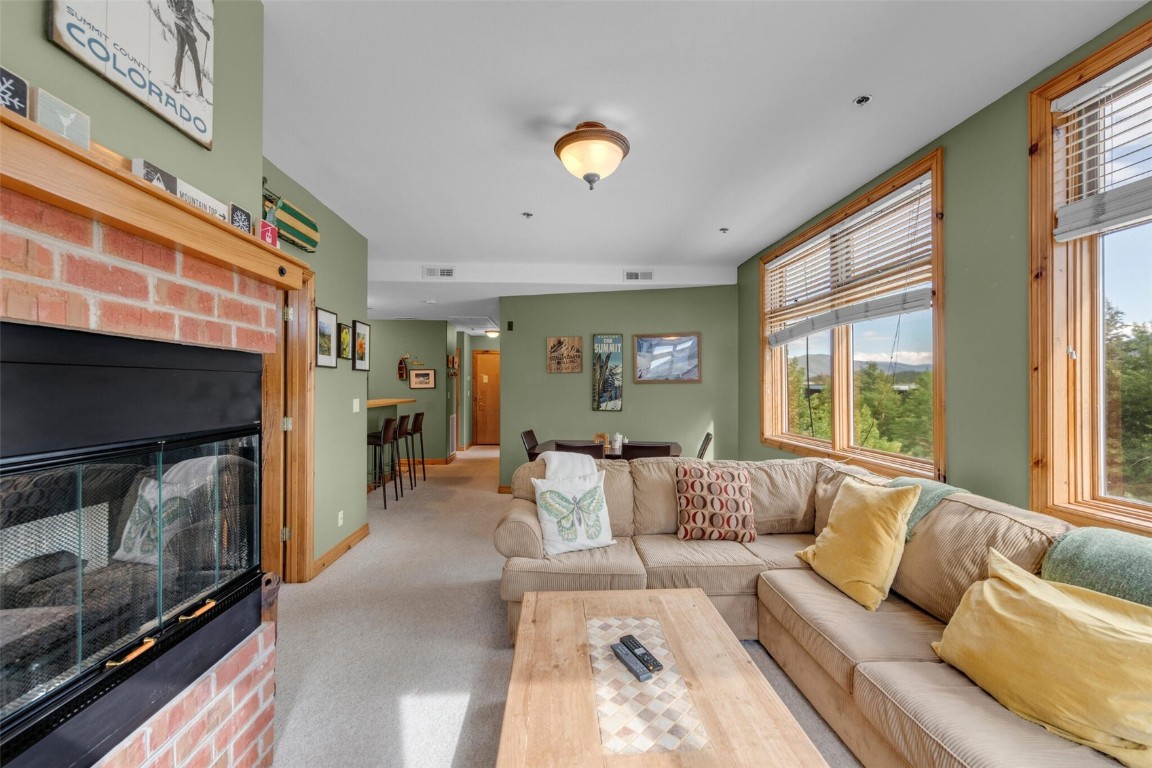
[1,189,279,354]
[96,623,276,768]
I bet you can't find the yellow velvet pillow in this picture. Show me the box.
[933,549,1152,768]
[796,478,920,610]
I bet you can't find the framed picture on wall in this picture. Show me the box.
[409,369,436,389]
[48,0,215,148]
[316,308,337,368]
[353,321,371,371]
[592,333,623,411]
[337,323,353,360]
[634,333,701,383]
[546,336,582,373]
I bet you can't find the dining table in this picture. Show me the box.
[528,439,682,462]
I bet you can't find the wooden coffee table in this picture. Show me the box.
[496,588,829,767]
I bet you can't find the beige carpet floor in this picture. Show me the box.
[271,447,861,768]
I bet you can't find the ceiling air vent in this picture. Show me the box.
[422,265,456,280]
[623,269,655,282]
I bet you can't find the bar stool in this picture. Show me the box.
[395,414,416,490]
[367,417,385,486]
[366,417,401,505]
[409,412,427,481]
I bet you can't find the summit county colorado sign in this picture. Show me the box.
[50,0,214,148]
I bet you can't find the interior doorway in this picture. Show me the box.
[473,350,501,445]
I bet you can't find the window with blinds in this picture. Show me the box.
[759,150,943,476]
[764,173,934,348]
[1030,22,1152,533]
[1053,53,1152,242]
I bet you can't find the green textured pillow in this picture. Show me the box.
[1042,528,1152,607]
[887,477,966,540]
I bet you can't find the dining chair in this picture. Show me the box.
[621,442,673,460]
[696,432,713,460]
[410,412,427,481]
[521,429,539,461]
[555,441,605,459]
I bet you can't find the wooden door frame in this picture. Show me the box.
[260,288,287,579]
[472,349,500,445]
[283,269,317,582]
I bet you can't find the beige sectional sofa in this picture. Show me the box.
[493,456,1130,768]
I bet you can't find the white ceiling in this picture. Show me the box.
[262,0,1143,333]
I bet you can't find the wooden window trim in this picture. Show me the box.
[760,149,945,480]
[1029,19,1152,535]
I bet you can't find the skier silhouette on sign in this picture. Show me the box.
[170,0,210,98]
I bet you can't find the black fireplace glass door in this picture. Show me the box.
[0,433,258,720]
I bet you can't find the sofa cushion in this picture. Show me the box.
[854,661,1122,768]
[511,459,635,537]
[757,569,944,694]
[742,533,816,569]
[1042,527,1152,607]
[633,534,767,595]
[933,549,1152,768]
[813,461,888,535]
[631,457,702,535]
[675,465,756,542]
[500,538,646,602]
[708,458,820,534]
[891,493,1071,622]
[797,480,921,610]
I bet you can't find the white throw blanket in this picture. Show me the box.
[539,451,596,479]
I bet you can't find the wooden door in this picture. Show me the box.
[455,346,464,450]
[473,351,501,445]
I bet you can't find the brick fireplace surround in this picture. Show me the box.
[1,188,281,767]
[1,188,278,354]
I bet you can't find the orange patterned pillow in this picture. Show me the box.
[675,466,756,542]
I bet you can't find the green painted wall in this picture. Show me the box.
[0,0,264,216]
[367,320,451,460]
[498,286,736,486]
[736,4,1152,508]
[262,159,368,559]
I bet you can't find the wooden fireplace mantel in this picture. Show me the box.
[0,111,308,291]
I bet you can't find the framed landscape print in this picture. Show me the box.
[316,308,337,368]
[592,334,623,411]
[546,336,582,373]
[337,323,353,360]
[409,369,436,389]
[353,321,370,371]
[634,333,701,383]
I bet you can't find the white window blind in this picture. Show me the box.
[767,287,933,348]
[763,174,933,347]
[1053,55,1152,242]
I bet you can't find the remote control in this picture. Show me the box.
[620,634,663,672]
[611,642,652,681]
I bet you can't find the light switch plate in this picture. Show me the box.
[353,398,360,412]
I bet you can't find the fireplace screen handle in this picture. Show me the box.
[105,637,157,668]
[178,599,217,623]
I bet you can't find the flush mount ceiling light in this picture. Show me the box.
[485,329,500,338]
[554,121,630,190]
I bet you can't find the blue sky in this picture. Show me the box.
[1103,221,1152,326]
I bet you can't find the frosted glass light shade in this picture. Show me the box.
[554,122,630,189]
